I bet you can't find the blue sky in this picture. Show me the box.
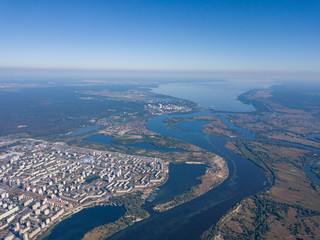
[0,0,319,75]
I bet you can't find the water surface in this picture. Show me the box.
[108,111,268,240]
[68,126,101,136]
[45,163,206,240]
[304,160,320,185]
[150,163,207,205]
[152,80,271,111]
[44,206,125,240]
[84,134,185,152]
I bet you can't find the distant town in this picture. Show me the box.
[0,137,166,240]
[95,101,195,135]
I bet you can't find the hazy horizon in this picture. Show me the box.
[1,0,319,74]
[0,67,319,83]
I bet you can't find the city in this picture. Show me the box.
[0,137,166,240]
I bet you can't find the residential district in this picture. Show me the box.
[0,137,166,240]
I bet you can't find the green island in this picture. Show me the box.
[165,115,242,138]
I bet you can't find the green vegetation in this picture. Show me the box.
[165,116,242,138]
[154,184,200,212]
[0,85,149,137]
[110,191,147,218]
[0,83,199,139]
[230,87,320,149]
[69,134,216,166]
[201,85,320,240]
[110,134,200,151]
[82,192,149,240]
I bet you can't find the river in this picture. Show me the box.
[107,105,320,239]
[47,80,320,240]
[47,109,268,240]
[107,111,268,240]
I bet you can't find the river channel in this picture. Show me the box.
[107,110,268,240]
[109,108,319,240]
[47,108,268,240]
[47,110,320,240]
[47,80,320,239]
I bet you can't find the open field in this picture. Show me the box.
[203,194,320,240]
[203,139,320,239]
[230,85,320,148]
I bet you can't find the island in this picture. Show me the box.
[164,116,242,138]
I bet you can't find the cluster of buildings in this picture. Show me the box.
[0,138,166,240]
[95,97,194,135]
[96,112,154,135]
[146,102,193,115]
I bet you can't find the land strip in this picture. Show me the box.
[165,116,242,138]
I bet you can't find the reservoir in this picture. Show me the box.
[151,80,271,111]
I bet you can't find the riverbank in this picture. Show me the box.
[41,204,125,240]
[41,114,230,240]
[82,192,149,240]
[106,110,266,240]
[203,137,320,239]
[42,83,284,238]
[154,155,228,212]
